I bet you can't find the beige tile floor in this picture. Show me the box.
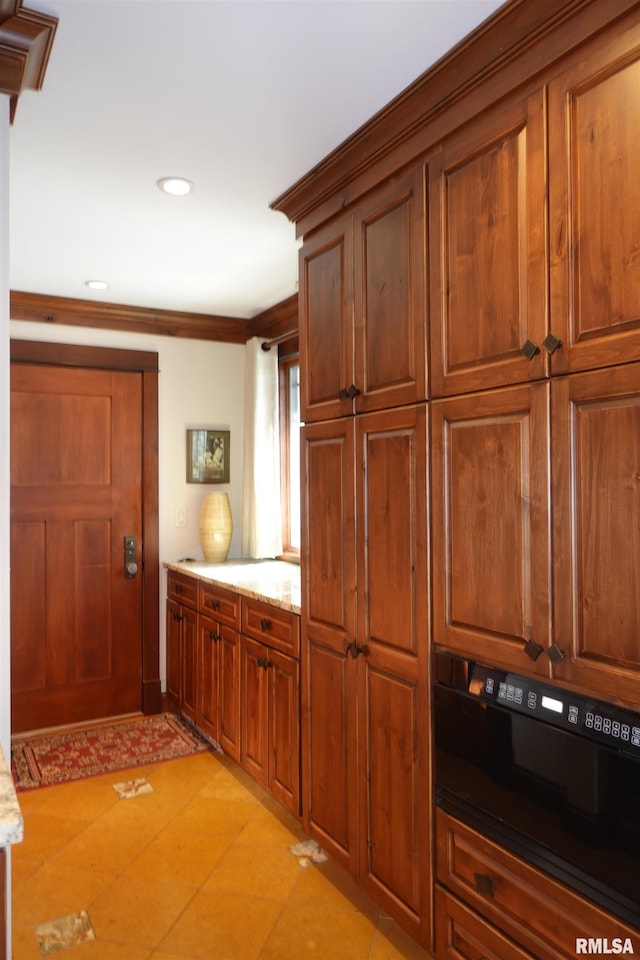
[11,749,433,959]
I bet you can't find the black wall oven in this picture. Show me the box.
[434,652,640,930]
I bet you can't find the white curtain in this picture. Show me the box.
[241,337,283,558]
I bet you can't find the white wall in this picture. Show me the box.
[9,319,246,687]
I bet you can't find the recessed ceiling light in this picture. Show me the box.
[85,279,109,291]
[157,177,194,197]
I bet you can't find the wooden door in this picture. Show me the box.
[431,383,552,677]
[353,168,426,413]
[301,417,357,874]
[217,625,240,761]
[268,646,300,815]
[549,14,640,375]
[11,363,143,732]
[240,635,268,787]
[552,363,640,707]
[429,89,548,396]
[355,404,431,946]
[299,215,354,422]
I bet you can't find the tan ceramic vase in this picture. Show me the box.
[199,492,233,563]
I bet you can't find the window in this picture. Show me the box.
[278,347,300,560]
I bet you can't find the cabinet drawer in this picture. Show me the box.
[167,570,198,607]
[435,885,535,960]
[241,597,300,658]
[436,809,638,960]
[199,581,241,629]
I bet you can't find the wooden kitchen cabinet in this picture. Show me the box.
[301,405,431,945]
[435,887,535,960]
[166,570,198,721]
[431,383,552,678]
[241,634,300,815]
[551,363,640,708]
[429,88,548,397]
[435,809,639,960]
[241,596,301,815]
[198,581,241,760]
[431,365,640,706]
[548,11,640,377]
[299,167,426,423]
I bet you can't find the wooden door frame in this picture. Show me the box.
[10,339,161,715]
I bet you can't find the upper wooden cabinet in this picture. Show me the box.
[551,363,640,708]
[548,13,640,375]
[431,383,552,677]
[299,169,426,421]
[429,89,549,396]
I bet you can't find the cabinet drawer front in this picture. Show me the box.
[436,810,638,960]
[167,570,198,607]
[199,582,241,628]
[435,886,535,960]
[241,597,300,658]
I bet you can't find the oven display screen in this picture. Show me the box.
[541,694,563,714]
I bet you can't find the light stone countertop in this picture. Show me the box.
[163,559,301,614]
[0,745,23,847]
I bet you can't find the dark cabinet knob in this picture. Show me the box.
[546,643,566,665]
[521,339,540,360]
[338,384,361,400]
[260,618,272,632]
[474,872,495,899]
[542,332,562,355]
[524,639,544,661]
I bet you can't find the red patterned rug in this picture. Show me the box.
[11,713,210,791]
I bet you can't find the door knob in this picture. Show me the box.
[124,536,138,578]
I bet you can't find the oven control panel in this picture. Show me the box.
[469,662,640,757]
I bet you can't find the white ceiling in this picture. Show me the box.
[10,0,504,321]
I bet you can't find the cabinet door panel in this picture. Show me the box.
[431,384,551,675]
[549,16,640,374]
[301,418,357,872]
[165,598,181,705]
[241,636,268,786]
[269,648,300,816]
[355,405,430,944]
[354,169,426,411]
[299,217,353,422]
[552,364,640,705]
[430,90,547,396]
[180,606,198,723]
[199,615,219,743]
[218,625,240,762]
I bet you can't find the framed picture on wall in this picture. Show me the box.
[186,429,230,483]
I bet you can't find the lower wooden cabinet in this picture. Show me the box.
[165,568,301,814]
[241,635,300,815]
[199,615,241,762]
[435,809,639,960]
[435,886,535,960]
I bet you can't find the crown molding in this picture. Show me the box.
[10,291,253,343]
[0,1,57,120]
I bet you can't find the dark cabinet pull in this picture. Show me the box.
[524,639,544,661]
[473,872,495,899]
[338,383,361,400]
[211,598,220,611]
[344,641,368,660]
[520,339,540,360]
[175,583,183,594]
[546,643,566,665]
[257,656,270,670]
[172,611,183,622]
[208,630,219,642]
[542,332,562,355]
[260,618,272,632]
